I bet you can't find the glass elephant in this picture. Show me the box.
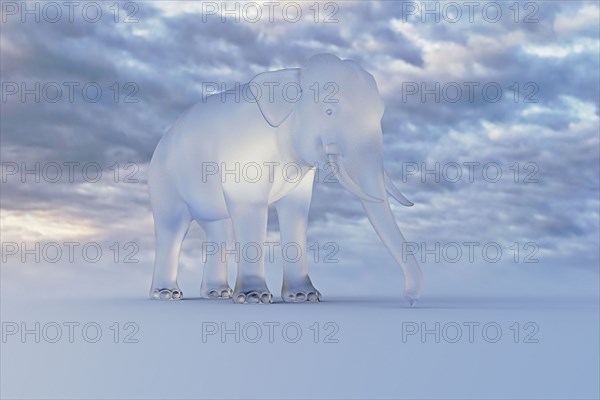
[148,54,423,305]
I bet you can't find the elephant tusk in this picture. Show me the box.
[325,143,383,203]
[384,170,414,207]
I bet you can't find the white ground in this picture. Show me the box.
[1,261,598,399]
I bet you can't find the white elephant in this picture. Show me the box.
[148,54,423,305]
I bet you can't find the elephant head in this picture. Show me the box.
[250,54,423,304]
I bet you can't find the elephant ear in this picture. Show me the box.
[249,68,301,128]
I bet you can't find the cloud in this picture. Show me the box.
[1,0,598,276]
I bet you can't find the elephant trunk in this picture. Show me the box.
[327,144,423,305]
[361,197,423,305]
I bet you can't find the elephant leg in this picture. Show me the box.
[199,219,233,299]
[149,205,191,300]
[275,169,321,302]
[226,202,272,304]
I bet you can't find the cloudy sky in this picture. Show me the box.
[1,1,599,295]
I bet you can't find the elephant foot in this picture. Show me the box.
[150,287,183,300]
[282,278,321,303]
[232,287,273,304]
[405,295,418,307]
[200,284,233,299]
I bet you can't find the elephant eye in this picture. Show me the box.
[325,108,333,116]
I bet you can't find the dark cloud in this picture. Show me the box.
[1,0,598,270]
